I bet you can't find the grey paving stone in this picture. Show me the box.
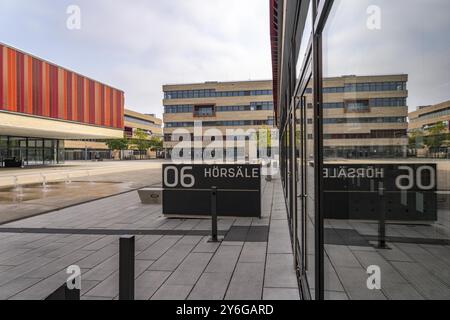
[382,282,424,300]
[0,277,43,300]
[8,271,67,300]
[352,250,411,286]
[81,280,101,296]
[135,235,163,252]
[267,220,292,254]
[82,296,113,300]
[76,245,118,269]
[0,251,42,267]
[0,249,31,264]
[324,258,345,292]
[151,284,193,300]
[85,260,153,298]
[135,271,171,300]
[225,262,265,300]
[81,236,116,251]
[166,252,213,286]
[148,237,201,272]
[0,256,55,287]
[334,266,387,300]
[239,242,267,263]
[136,236,181,261]
[84,272,119,298]
[205,245,242,274]
[0,265,12,273]
[263,288,300,300]
[188,272,232,300]
[395,243,450,286]
[377,243,414,262]
[192,237,220,253]
[21,250,92,279]
[391,261,450,300]
[264,254,298,289]
[82,255,118,281]
[325,245,362,268]
[324,291,349,300]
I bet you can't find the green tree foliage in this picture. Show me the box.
[105,138,129,160]
[133,129,152,159]
[148,137,163,151]
[425,122,447,149]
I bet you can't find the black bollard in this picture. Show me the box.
[209,186,219,243]
[119,235,135,300]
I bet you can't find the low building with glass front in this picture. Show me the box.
[64,109,162,160]
[0,43,124,167]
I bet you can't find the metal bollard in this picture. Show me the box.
[377,185,388,249]
[209,186,219,243]
[119,236,135,300]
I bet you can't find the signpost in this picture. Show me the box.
[323,163,437,222]
[162,164,261,218]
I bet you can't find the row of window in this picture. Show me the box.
[323,130,407,140]
[306,81,407,94]
[344,81,407,92]
[323,117,407,124]
[164,89,273,100]
[417,106,450,121]
[165,102,274,114]
[164,134,252,142]
[314,98,407,109]
[165,105,193,114]
[165,119,274,128]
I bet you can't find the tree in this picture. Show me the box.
[148,137,163,151]
[408,129,425,149]
[133,129,152,159]
[426,121,447,136]
[425,122,447,149]
[105,138,129,160]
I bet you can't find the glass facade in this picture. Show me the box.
[164,89,272,100]
[0,136,64,167]
[165,120,272,128]
[274,0,450,300]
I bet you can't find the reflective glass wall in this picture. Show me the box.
[321,0,450,300]
[276,0,450,300]
[0,136,64,167]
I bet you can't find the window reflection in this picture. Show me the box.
[321,0,450,300]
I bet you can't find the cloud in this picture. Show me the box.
[0,0,272,117]
[324,0,450,110]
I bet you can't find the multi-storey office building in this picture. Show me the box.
[0,43,124,167]
[65,109,163,160]
[307,75,409,159]
[163,80,274,160]
[124,109,162,139]
[409,100,450,133]
[271,0,450,300]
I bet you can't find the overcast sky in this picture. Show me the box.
[0,0,272,118]
[323,0,450,111]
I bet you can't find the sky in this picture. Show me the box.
[0,0,273,118]
[322,0,450,112]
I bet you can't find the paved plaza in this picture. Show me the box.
[0,161,165,224]
[0,177,300,300]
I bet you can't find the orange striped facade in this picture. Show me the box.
[0,43,124,129]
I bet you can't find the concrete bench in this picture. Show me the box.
[138,188,163,205]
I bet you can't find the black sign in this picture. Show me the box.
[163,164,261,218]
[323,163,437,221]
